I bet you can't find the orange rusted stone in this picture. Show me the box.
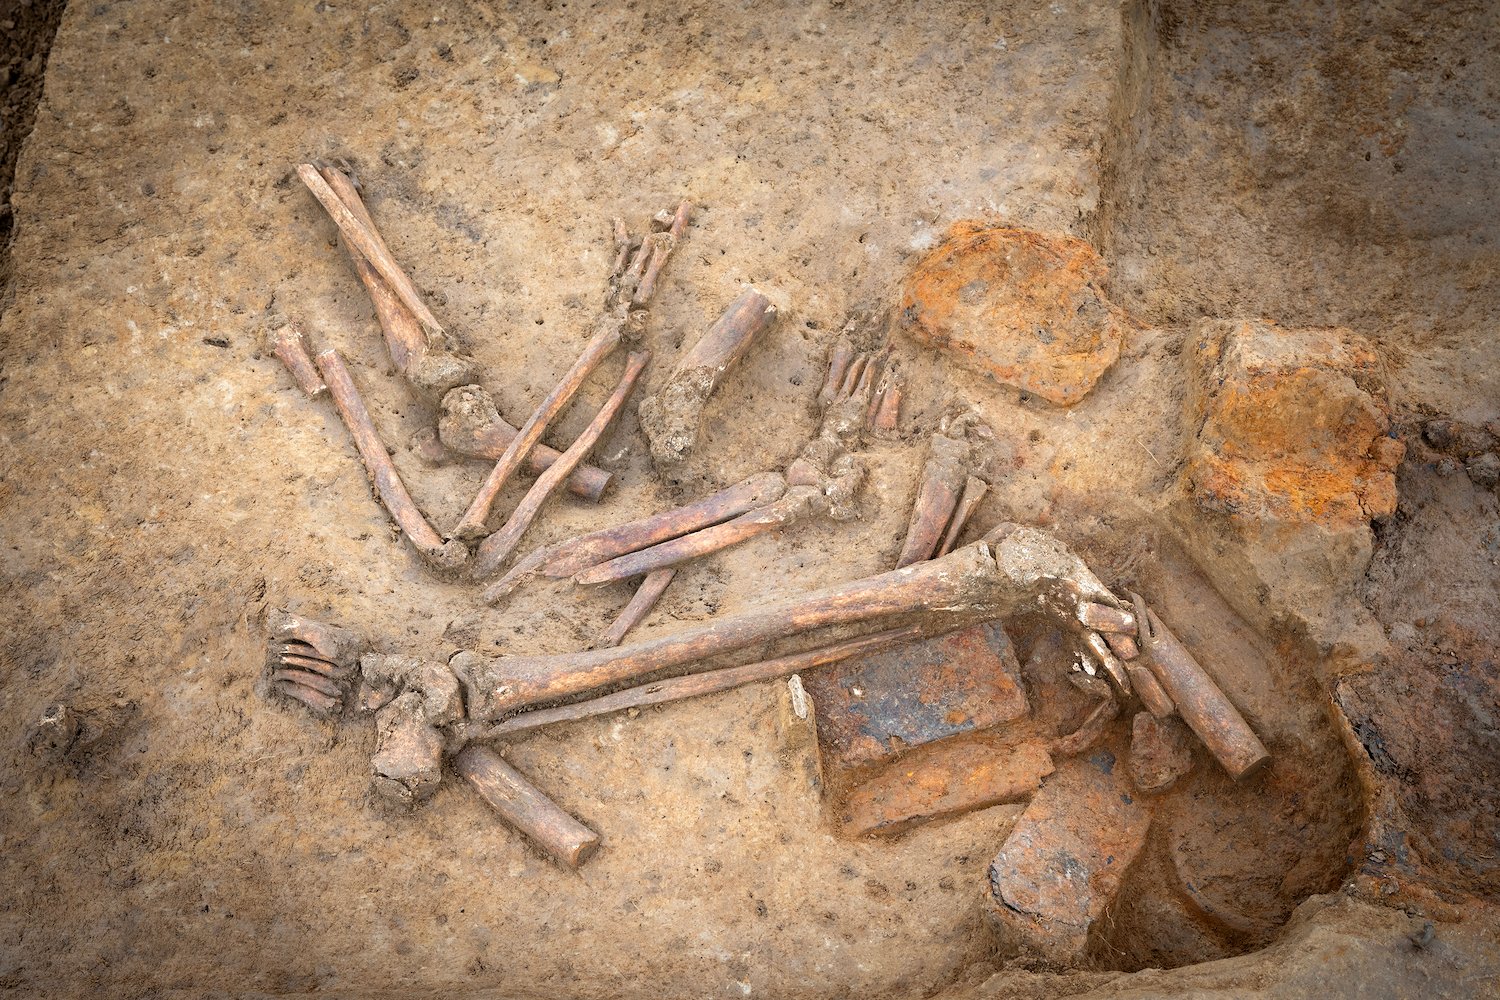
[840,741,1053,837]
[899,221,1130,406]
[1184,319,1398,528]
[985,752,1153,965]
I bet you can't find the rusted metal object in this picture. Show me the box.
[839,741,1054,837]
[985,753,1153,966]
[1128,711,1193,794]
[802,621,1029,769]
[297,163,444,337]
[467,628,920,742]
[454,205,689,541]
[314,349,470,574]
[639,287,779,467]
[599,568,677,648]
[454,746,601,869]
[271,323,326,397]
[1132,592,1270,780]
[472,351,651,573]
[434,385,612,501]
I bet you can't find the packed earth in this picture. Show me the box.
[1,2,1497,998]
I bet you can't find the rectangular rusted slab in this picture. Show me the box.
[985,751,1152,965]
[803,621,1029,770]
[840,740,1053,836]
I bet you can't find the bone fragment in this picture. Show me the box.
[459,523,1119,719]
[1133,593,1270,780]
[315,165,480,398]
[896,430,970,567]
[1051,697,1121,757]
[1105,632,1140,660]
[297,164,444,337]
[572,487,819,586]
[469,627,921,741]
[1078,602,1137,634]
[271,323,326,397]
[936,476,989,557]
[871,372,903,436]
[599,568,677,648]
[314,350,470,573]
[371,691,444,806]
[1127,662,1174,717]
[639,288,779,467]
[453,205,688,538]
[818,340,855,406]
[266,612,367,671]
[482,473,787,604]
[454,746,601,869]
[437,385,612,501]
[1084,631,1132,695]
[472,351,651,575]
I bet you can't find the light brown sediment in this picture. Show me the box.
[453,746,600,869]
[296,164,444,337]
[471,352,651,576]
[313,350,470,573]
[469,627,921,740]
[598,568,677,648]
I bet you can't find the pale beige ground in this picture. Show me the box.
[1,1,1497,998]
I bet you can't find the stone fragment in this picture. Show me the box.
[900,222,1129,406]
[985,752,1152,965]
[1465,452,1499,491]
[1127,711,1194,794]
[1423,419,1495,460]
[26,703,80,764]
[1174,319,1397,644]
[370,692,444,807]
[840,741,1053,837]
[803,621,1028,769]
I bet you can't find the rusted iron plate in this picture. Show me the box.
[804,621,1029,770]
[985,751,1152,965]
[839,740,1054,837]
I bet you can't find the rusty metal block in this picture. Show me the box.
[985,751,1153,965]
[803,621,1029,770]
[839,740,1053,837]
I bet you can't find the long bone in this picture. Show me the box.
[471,352,651,574]
[481,472,788,605]
[569,344,894,585]
[457,524,1121,720]
[315,349,470,573]
[454,202,691,542]
[297,164,444,337]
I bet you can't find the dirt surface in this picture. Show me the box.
[1,1,1497,998]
